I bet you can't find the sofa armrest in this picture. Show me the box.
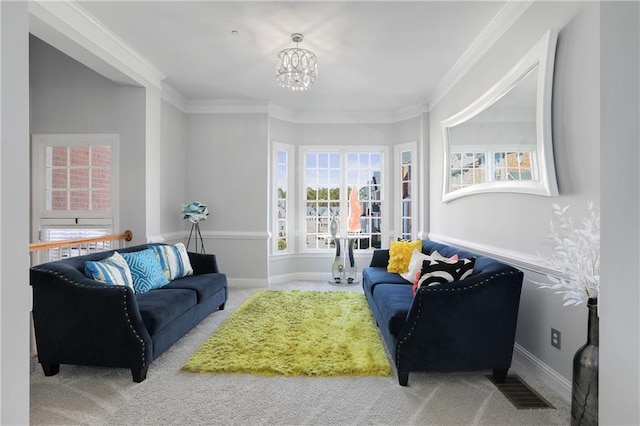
[370,249,390,268]
[395,269,523,373]
[188,252,220,275]
[30,266,152,370]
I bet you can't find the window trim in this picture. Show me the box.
[31,133,120,243]
[271,141,294,255]
[394,141,418,241]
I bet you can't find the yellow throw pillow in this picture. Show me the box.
[387,240,422,274]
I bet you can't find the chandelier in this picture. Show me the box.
[276,33,318,91]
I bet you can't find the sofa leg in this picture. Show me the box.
[132,366,148,383]
[398,372,409,386]
[492,368,508,383]
[41,363,60,377]
[218,303,225,311]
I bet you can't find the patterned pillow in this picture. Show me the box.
[401,249,459,283]
[416,257,476,289]
[151,243,193,281]
[387,240,422,274]
[121,249,169,294]
[84,252,133,288]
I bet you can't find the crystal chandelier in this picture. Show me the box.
[276,33,318,91]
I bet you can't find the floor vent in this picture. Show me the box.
[487,374,555,410]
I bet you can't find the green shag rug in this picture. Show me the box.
[182,290,392,377]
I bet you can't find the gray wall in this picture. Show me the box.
[186,113,269,283]
[600,2,640,423]
[160,100,187,238]
[1,2,30,423]
[428,1,599,384]
[29,36,148,245]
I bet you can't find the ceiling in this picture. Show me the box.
[75,1,506,113]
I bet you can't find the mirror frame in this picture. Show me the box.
[441,30,558,203]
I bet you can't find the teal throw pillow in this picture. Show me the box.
[121,249,169,294]
[84,251,133,288]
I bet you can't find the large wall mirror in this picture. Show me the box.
[441,30,558,203]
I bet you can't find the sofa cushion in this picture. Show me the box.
[363,267,411,295]
[372,284,414,338]
[136,289,197,335]
[122,249,169,294]
[151,243,193,280]
[387,240,422,273]
[84,251,133,288]
[160,273,227,303]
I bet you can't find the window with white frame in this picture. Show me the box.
[449,147,536,191]
[32,134,119,261]
[273,142,293,254]
[303,148,383,251]
[493,150,534,181]
[395,142,417,241]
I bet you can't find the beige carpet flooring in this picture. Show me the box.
[30,281,570,425]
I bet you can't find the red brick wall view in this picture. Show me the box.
[49,145,111,211]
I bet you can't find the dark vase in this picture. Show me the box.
[571,297,598,425]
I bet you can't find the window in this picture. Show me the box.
[395,142,417,241]
[303,148,383,251]
[494,151,534,181]
[32,134,119,260]
[449,151,486,191]
[45,144,111,212]
[449,147,536,191]
[273,142,293,254]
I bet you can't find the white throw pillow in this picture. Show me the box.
[400,249,459,283]
[84,251,134,288]
[151,243,194,281]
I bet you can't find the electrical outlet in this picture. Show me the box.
[551,328,561,350]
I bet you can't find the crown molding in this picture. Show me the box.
[186,99,270,114]
[182,99,426,124]
[161,82,188,112]
[267,102,427,124]
[29,0,166,90]
[427,0,534,110]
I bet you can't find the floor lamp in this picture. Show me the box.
[186,221,206,254]
[182,201,209,254]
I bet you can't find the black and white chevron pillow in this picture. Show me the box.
[417,257,476,288]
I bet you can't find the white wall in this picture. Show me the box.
[29,36,148,245]
[186,113,269,284]
[599,2,640,423]
[0,2,30,423]
[160,100,187,240]
[428,1,599,391]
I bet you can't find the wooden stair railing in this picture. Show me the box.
[29,230,133,266]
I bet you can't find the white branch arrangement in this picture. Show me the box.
[533,201,600,306]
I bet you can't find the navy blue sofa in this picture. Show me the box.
[30,243,228,382]
[363,239,523,386]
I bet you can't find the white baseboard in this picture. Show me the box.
[513,343,571,402]
[227,278,269,289]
